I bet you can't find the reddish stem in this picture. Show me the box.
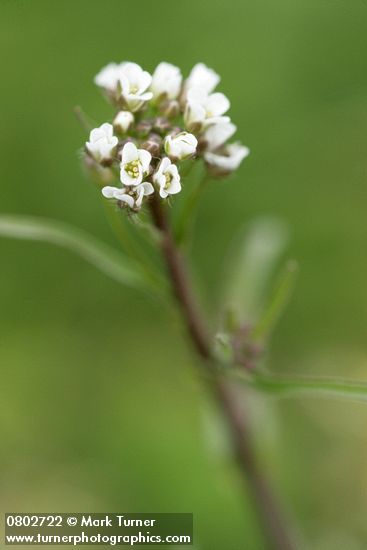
[149,193,295,550]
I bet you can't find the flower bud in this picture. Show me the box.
[141,133,162,157]
[85,123,118,164]
[183,102,205,133]
[151,62,182,101]
[113,111,134,134]
[159,99,180,119]
[135,119,153,137]
[153,117,171,134]
[164,132,198,161]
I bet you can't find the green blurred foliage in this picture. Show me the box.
[1,0,367,547]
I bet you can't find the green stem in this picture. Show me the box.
[232,370,367,403]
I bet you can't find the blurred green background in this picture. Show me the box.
[1,0,367,548]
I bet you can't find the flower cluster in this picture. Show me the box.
[84,61,249,212]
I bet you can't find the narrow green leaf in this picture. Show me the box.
[232,370,367,404]
[0,214,150,290]
[174,161,208,246]
[102,200,167,291]
[222,217,289,327]
[253,260,298,342]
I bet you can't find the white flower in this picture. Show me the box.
[203,121,237,151]
[153,158,181,198]
[113,111,134,133]
[185,63,220,94]
[119,62,153,112]
[102,182,154,210]
[164,132,198,160]
[86,123,118,163]
[204,143,250,174]
[151,62,182,100]
[94,62,123,91]
[120,142,152,186]
[184,88,230,131]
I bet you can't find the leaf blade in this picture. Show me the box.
[253,260,298,342]
[222,217,290,327]
[0,214,149,290]
[232,370,367,404]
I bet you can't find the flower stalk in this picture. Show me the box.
[81,59,294,549]
[149,192,295,550]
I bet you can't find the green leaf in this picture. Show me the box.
[0,214,151,291]
[174,160,208,247]
[102,200,167,291]
[253,260,298,342]
[222,217,289,327]
[231,370,367,404]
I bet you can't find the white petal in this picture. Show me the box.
[159,184,169,199]
[119,74,130,96]
[85,142,100,161]
[205,93,230,117]
[120,166,143,186]
[167,176,181,195]
[94,63,120,90]
[185,63,220,94]
[100,122,113,138]
[124,92,153,112]
[151,62,182,99]
[113,111,134,133]
[121,62,143,81]
[138,149,152,173]
[138,71,153,93]
[118,61,131,70]
[142,182,154,196]
[228,143,250,165]
[160,157,172,172]
[204,122,237,150]
[116,193,135,209]
[204,143,250,171]
[121,142,138,163]
[135,186,145,208]
[183,133,198,146]
[102,186,119,198]
[135,91,153,101]
[164,135,173,154]
[167,163,179,180]
[164,133,196,158]
[202,115,231,128]
[153,157,172,184]
[187,87,208,105]
[89,127,104,142]
[99,142,115,159]
[184,102,206,129]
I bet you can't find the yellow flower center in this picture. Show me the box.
[125,160,140,178]
[164,172,172,190]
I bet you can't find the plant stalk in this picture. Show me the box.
[149,193,295,550]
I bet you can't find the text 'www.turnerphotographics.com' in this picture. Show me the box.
[4,513,193,546]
